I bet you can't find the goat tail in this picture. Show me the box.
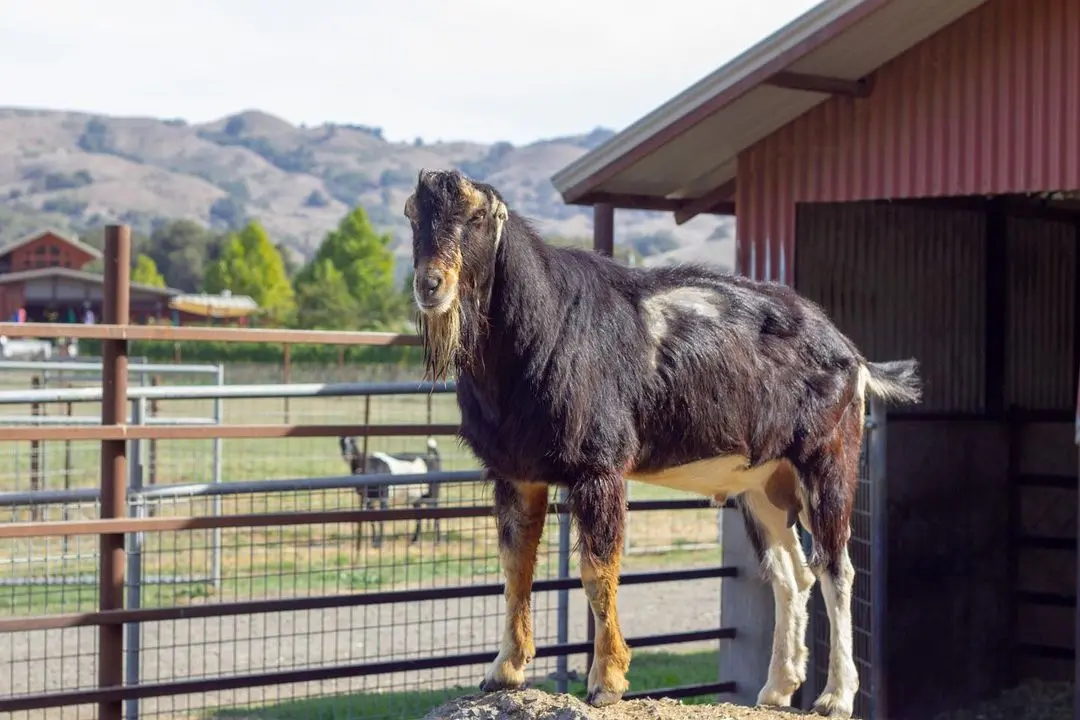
[858,359,922,405]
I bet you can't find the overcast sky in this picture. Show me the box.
[1,0,821,145]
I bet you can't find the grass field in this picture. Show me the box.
[0,362,722,619]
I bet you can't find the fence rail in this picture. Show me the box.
[0,225,734,720]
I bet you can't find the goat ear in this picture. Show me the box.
[492,199,509,250]
[404,194,418,223]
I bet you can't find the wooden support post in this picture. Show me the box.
[593,203,614,258]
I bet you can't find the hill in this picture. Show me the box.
[0,107,734,282]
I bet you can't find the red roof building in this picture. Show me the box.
[0,229,177,324]
[553,0,1079,717]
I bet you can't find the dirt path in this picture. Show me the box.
[3,576,723,719]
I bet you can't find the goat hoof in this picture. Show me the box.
[811,692,853,718]
[585,688,624,707]
[478,677,525,693]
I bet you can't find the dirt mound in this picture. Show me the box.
[422,689,814,720]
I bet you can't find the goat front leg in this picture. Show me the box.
[480,479,549,692]
[573,475,631,706]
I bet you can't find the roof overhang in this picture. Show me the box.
[0,267,179,296]
[551,0,989,224]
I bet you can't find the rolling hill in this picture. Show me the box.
[0,107,735,276]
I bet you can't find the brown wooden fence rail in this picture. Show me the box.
[0,225,737,720]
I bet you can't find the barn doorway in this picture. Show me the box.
[795,194,1079,719]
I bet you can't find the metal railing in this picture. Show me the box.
[0,225,736,720]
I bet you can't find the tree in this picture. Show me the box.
[293,206,404,329]
[294,259,360,330]
[205,220,296,323]
[145,219,224,292]
[131,254,166,287]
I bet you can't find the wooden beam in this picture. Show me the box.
[765,71,874,98]
[674,179,738,225]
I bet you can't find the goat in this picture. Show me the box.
[403,169,921,717]
[338,436,443,549]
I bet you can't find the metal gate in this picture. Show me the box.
[806,397,888,719]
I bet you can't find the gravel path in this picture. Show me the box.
[4,576,722,720]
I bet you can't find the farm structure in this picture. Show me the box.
[0,227,735,720]
[0,229,177,324]
[551,0,1080,717]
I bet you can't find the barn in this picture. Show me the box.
[0,229,177,323]
[551,0,1079,717]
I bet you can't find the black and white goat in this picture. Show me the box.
[338,436,443,549]
[403,169,922,716]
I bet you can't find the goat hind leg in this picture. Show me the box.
[480,479,549,692]
[573,476,631,707]
[804,430,860,717]
[741,491,814,708]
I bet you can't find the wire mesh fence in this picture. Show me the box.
[0,366,729,720]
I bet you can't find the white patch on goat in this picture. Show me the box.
[370,452,430,504]
[626,454,779,505]
[492,198,508,252]
[371,452,428,475]
[639,287,726,369]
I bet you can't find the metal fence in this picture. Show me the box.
[0,225,736,720]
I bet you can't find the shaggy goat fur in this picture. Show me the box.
[339,436,443,548]
[404,169,921,717]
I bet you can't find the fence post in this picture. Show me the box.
[282,343,292,423]
[98,224,131,720]
[63,399,73,557]
[211,364,225,589]
[555,486,571,693]
[868,396,889,720]
[29,375,41,522]
[124,397,147,720]
[147,377,159,518]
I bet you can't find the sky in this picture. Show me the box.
[1,0,822,146]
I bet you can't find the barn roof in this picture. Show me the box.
[0,228,104,261]
[0,266,179,296]
[550,0,989,223]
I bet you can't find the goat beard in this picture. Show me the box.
[416,286,491,383]
[417,299,463,383]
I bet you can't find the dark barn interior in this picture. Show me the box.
[795,193,1078,716]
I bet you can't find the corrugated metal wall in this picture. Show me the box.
[737,0,1080,284]
[1005,216,1078,412]
[794,202,986,414]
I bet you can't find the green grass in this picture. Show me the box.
[206,649,722,720]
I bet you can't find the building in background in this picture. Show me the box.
[0,229,178,323]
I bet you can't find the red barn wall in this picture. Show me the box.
[736,0,1080,283]
[5,233,97,273]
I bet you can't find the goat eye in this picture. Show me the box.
[470,210,486,224]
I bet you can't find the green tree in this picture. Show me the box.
[293,206,404,329]
[294,259,360,330]
[131,254,166,287]
[205,220,295,323]
[145,219,224,292]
